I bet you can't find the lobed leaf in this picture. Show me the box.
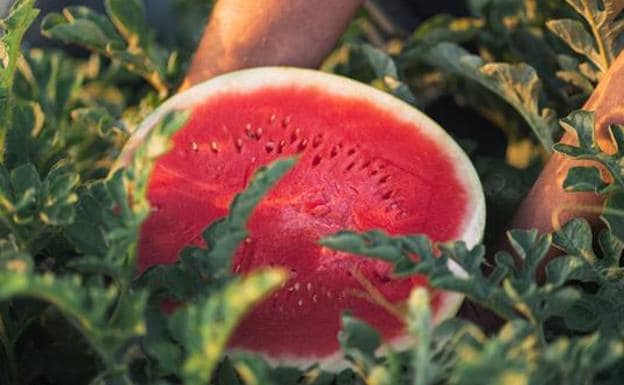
[41,2,170,97]
[339,313,381,368]
[547,19,602,70]
[552,0,624,74]
[424,42,557,151]
[138,157,296,301]
[171,269,287,385]
[0,0,39,160]
[562,166,609,192]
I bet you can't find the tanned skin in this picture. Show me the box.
[181,0,364,89]
[510,52,624,238]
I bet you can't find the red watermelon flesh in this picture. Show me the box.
[134,68,484,368]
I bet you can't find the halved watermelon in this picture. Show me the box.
[127,67,485,370]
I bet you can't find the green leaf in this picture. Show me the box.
[557,69,595,94]
[560,109,597,150]
[555,53,595,93]
[597,229,624,272]
[609,123,624,156]
[230,354,278,385]
[547,19,601,70]
[425,42,556,151]
[39,161,80,225]
[171,269,287,385]
[66,111,187,280]
[334,44,417,105]
[339,313,381,368]
[41,7,122,50]
[0,161,79,253]
[544,255,593,286]
[449,321,533,385]
[556,0,624,73]
[404,14,483,57]
[507,229,551,281]
[0,270,147,384]
[562,166,608,193]
[556,110,624,189]
[0,0,39,161]
[213,158,296,273]
[71,107,125,136]
[601,190,624,244]
[42,4,170,97]
[320,230,419,276]
[216,357,243,385]
[355,44,417,105]
[553,142,591,158]
[105,0,150,49]
[323,229,512,321]
[138,156,295,302]
[552,218,597,263]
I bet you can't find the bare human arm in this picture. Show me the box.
[181,0,363,89]
[510,53,624,235]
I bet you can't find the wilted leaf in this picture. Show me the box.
[552,0,624,74]
[547,19,601,70]
[425,42,556,151]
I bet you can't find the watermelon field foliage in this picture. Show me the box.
[2,0,624,384]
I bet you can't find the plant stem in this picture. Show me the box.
[581,2,613,72]
[538,322,547,347]
[0,214,28,249]
[409,289,432,385]
[0,312,18,384]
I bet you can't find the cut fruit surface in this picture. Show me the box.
[130,67,485,369]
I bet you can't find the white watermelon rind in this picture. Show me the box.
[121,67,486,371]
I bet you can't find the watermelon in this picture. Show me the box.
[127,67,485,369]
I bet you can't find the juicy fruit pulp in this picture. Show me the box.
[136,68,484,367]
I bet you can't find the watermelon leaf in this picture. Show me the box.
[423,42,557,151]
[351,44,418,105]
[602,190,624,244]
[553,218,597,263]
[548,0,624,75]
[137,157,296,302]
[71,107,126,137]
[321,222,623,339]
[0,110,186,384]
[403,14,483,59]
[547,19,603,71]
[562,166,609,193]
[555,111,624,186]
[0,0,39,161]
[41,2,171,97]
[554,110,624,244]
[339,313,381,368]
[0,269,148,385]
[171,269,286,385]
[0,161,79,254]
